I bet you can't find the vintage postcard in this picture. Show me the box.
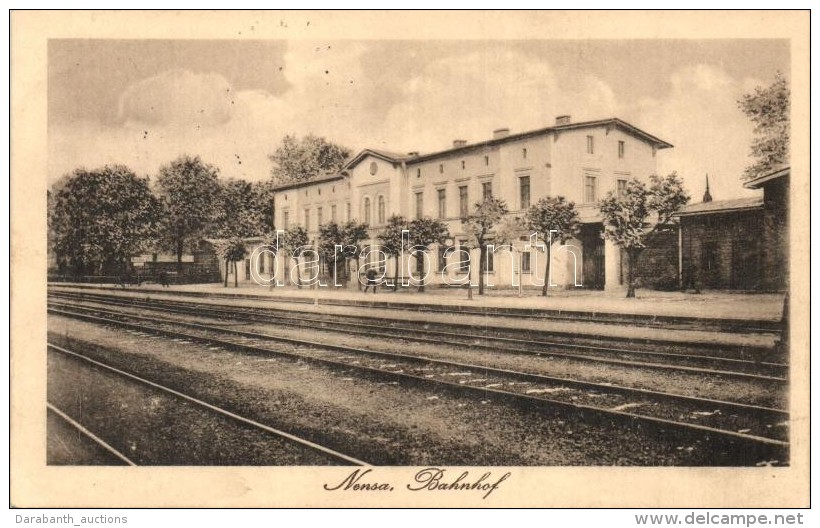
[10,10,810,508]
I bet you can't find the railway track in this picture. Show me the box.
[48,303,789,463]
[47,402,137,465]
[48,342,366,466]
[48,290,786,380]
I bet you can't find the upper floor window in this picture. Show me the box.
[617,179,628,198]
[586,135,594,154]
[282,211,289,230]
[346,202,351,221]
[363,197,371,225]
[377,195,385,224]
[519,176,531,210]
[439,164,444,174]
[461,160,466,170]
[618,140,625,159]
[416,168,421,178]
[317,206,323,227]
[584,175,598,203]
[459,185,469,218]
[331,204,337,222]
[415,192,424,219]
[484,155,489,166]
[522,148,528,159]
[437,188,447,219]
[482,181,493,201]
[303,208,310,231]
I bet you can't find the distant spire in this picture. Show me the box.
[703,174,713,203]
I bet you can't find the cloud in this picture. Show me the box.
[381,50,621,152]
[117,69,235,127]
[631,64,761,200]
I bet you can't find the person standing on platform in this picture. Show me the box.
[364,268,378,294]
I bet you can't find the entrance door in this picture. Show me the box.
[581,224,605,290]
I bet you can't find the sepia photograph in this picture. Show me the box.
[10,9,810,509]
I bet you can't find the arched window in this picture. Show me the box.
[364,197,371,224]
[377,195,385,224]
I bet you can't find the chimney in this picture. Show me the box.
[452,139,467,148]
[555,115,571,126]
[493,128,510,140]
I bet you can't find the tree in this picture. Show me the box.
[407,217,450,292]
[213,178,275,238]
[377,215,410,291]
[268,134,351,186]
[282,225,309,288]
[214,237,248,288]
[737,71,789,180]
[318,221,346,285]
[340,220,370,289]
[461,198,509,295]
[259,231,279,290]
[599,173,689,298]
[155,155,222,271]
[525,196,581,297]
[50,165,160,276]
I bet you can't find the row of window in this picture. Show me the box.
[584,176,629,203]
[284,174,630,230]
[415,181,495,219]
[281,202,353,231]
[586,135,626,159]
[361,244,533,275]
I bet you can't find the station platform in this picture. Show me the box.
[49,282,786,350]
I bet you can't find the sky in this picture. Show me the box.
[47,38,789,201]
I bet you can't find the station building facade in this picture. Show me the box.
[271,116,672,291]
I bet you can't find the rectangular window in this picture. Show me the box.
[458,240,469,272]
[618,140,625,159]
[437,246,447,272]
[485,248,494,272]
[317,207,323,227]
[415,192,424,219]
[282,211,289,230]
[584,175,597,203]
[331,204,337,222]
[484,155,489,166]
[617,179,628,198]
[522,148,527,159]
[304,208,310,231]
[439,164,444,174]
[519,176,531,210]
[482,181,493,201]
[346,202,351,221]
[459,185,469,217]
[437,188,446,219]
[586,135,594,154]
[521,251,531,273]
[258,252,265,273]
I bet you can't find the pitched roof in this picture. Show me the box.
[404,117,673,164]
[743,166,790,189]
[344,117,672,170]
[272,173,346,192]
[675,196,763,216]
[344,148,414,170]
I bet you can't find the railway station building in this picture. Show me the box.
[271,116,673,291]
[676,166,789,292]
